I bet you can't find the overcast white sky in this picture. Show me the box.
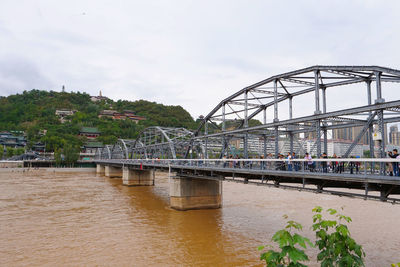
[0,0,400,119]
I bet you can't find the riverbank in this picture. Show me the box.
[0,161,23,168]
[0,160,96,170]
[0,167,95,173]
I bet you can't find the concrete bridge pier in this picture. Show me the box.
[96,164,105,174]
[122,167,154,186]
[105,165,123,178]
[169,176,222,211]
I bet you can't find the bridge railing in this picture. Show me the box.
[110,158,400,178]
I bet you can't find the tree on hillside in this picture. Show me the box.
[64,144,79,166]
[54,148,62,167]
[41,135,65,152]
[0,89,198,149]
[6,147,14,158]
[97,135,118,145]
[15,148,25,156]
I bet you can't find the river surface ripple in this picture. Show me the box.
[0,169,399,266]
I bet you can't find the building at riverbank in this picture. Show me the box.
[79,127,101,140]
[0,131,26,148]
[98,110,146,123]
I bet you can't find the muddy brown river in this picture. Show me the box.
[0,169,399,266]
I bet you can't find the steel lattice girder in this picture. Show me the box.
[97,145,112,159]
[114,126,203,160]
[193,100,400,139]
[98,66,400,160]
[184,65,400,159]
[196,65,400,134]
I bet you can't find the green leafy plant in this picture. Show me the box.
[391,263,400,267]
[312,206,365,267]
[258,216,313,266]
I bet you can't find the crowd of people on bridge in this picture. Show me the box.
[388,148,400,176]
[220,152,357,173]
[216,148,400,176]
[148,148,399,176]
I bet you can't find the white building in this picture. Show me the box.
[55,109,76,123]
[230,136,305,156]
[305,139,364,157]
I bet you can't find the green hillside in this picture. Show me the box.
[0,89,196,151]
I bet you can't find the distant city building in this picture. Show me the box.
[98,110,146,124]
[389,125,400,145]
[199,134,376,158]
[79,127,101,139]
[55,109,76,123]
[229,136,304,156]
[305,139,364,157]
[303,122,317,140]
[0,131,27,148]
[90,90,109,102]
[332,123,371,145]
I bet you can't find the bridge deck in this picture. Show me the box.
[95,160,400,202]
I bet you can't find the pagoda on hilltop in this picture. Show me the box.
[90,90,109,102]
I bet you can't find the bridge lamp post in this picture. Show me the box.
[374,71,385,175]
[366,80,374,159]
[274,79,279,158]
[263,106,267,158]
[322,86,328,155]
[204,120,208,160]
[244,91,249,159]
[314,70,322,159]
[289,96,294,155]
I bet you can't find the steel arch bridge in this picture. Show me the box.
[95,126,206,160]
[97,65,400,162]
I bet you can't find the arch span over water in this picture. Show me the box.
[96,66,400,160]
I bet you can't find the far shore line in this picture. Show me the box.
[0,167,96,173]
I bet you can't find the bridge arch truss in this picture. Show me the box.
[97,127,206,160]
[190,65,400,161]
[96,66,400,163]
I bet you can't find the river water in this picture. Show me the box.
[0,169,399,266]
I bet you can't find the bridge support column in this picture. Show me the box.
[169,176,222,211]
[96,164,105,174]
[105,165,123,178]
[122,167,154,186]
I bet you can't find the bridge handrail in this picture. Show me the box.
[106,158,399,163]
[97,158,400,178]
